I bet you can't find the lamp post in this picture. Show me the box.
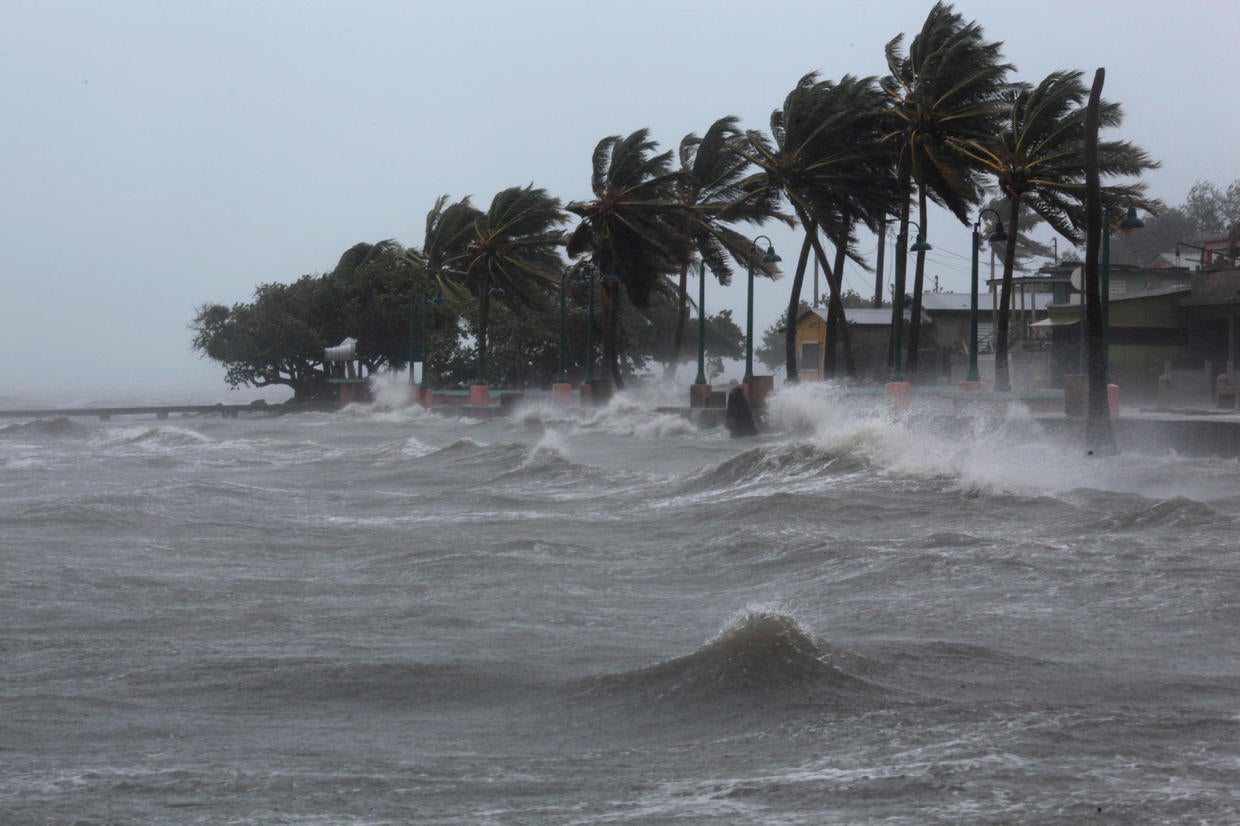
[889,221,931,381]
[557,271,569,383]
[420,289,443,389]
[968,209,1008,382]
[1101,204,1144,379]
[408,288,418,387]
[572,269,618,386]
[744,236,781,384]
[694,258,709,386]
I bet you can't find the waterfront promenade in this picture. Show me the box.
[6,388,1240,458]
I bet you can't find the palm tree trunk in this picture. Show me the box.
[802,217,853,380]
[994,197,1022,391]
[907,187,928,376]
[784,228,815,383]
[831,226,856,377]
[666,262,690,380]
[1083,67,1115,454]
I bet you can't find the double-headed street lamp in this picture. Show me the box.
[889,222,932,382]
[744,237,781,384]
[572,268,619,385]
[968,209,1008,382]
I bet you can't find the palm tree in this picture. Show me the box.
[952,70,1158,390]
[566,130,688,388]
[882,2,1011,376]
[736,73,899,381]
[421,188,565,386]
[665,116,788,379]
[460,185,565,386]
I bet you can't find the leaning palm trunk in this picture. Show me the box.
[784,229,816,382]
[993,196,1022,391]
[806,228,855,379]
[1083,67,1116,454]
[666,262,690,380]
[830,225,854,377]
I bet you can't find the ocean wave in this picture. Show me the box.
[0,416,90,439]
[583,608,883,708]
[676,441,863,498]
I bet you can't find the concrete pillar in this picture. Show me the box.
[551,382,574,404]
[469,384,491,406]
[885,381,912,409]
[690,383,712,408]
[746,375,775,407]
[1108,383,1120,419]
[957,380,986,393]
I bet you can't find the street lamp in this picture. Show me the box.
[1101,203,1144,379]
[890,221,931,381]
[694,258,714,387]
[420,288,444,389]
[557,271,569,383]
[968,210,1008,382]
[572,268,619,385]
[744,237,781,384]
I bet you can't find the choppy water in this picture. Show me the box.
[4,384,1239,824]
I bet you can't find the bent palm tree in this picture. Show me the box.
[666,116,788,378]
[460,185,566,385]
[737,73,899,380]
[952,70,1158,389]
[566,130,687,388]
[882,2,1011,375]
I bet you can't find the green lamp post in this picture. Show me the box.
[969,209,1008,382]
[556,271,569,383]
[744,237,780,384]
[694,258,712,386]
[420,288,443,389]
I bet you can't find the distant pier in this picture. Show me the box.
[0,401,339,420]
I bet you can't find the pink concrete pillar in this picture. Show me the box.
[1107,383,1119,419]
[551,382,574,404]
[690,383,712,408]
[885,381,912,409]
[958,380,986,392]
[469,384,491,406]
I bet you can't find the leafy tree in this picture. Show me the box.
[953,70,1158,389]
[882,2,1011,375]
[566,130,689,388]
[1181,179,1240,241]
[191,241,461,399]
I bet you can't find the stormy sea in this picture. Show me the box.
[4,383,1238,824]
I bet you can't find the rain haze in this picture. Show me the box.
[3,0,1238,404]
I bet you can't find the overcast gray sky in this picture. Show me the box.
[3,0,1237,404]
